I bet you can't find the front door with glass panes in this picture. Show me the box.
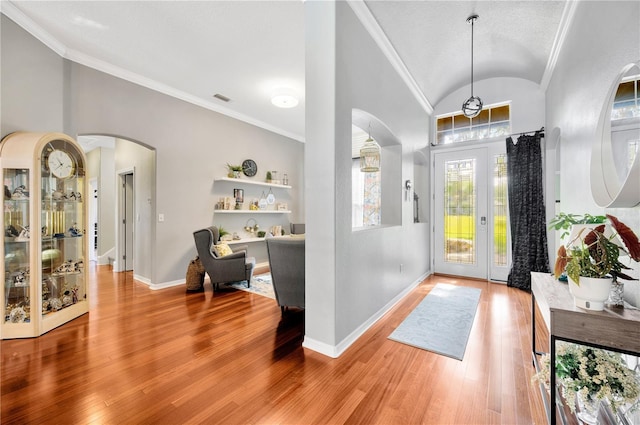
[433,143,510,281]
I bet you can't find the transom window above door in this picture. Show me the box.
[435,103,511,145]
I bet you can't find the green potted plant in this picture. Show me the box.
[533,341,640,423]
[553,214,640,310]
[549,212,607,240]
[217,226,229,241]
[265,171,272,183]
[226,163,242,178]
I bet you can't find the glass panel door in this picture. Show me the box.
[489,146,510,281]
[3,168,31,325]
[434,149,488,279]
[434,144,510,281]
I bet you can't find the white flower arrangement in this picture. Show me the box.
[533,341,640,413]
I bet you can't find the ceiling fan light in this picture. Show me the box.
[462,96,483,118]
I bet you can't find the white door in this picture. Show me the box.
[433,144,510,281]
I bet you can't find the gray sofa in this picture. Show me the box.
[265,237,305,314]
[193,226,255,291]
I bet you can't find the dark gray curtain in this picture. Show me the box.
[506,133,550,291]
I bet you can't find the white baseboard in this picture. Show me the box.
[97,247,115,265]
[147,274,212,291]
[302,337,340,358]
[147,278,184,290]
[303,271,431,358]
[132,273,189,291]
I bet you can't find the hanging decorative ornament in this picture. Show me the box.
[258,191,268,210]
[462,14,483,118]
[266,188,276,204]
[360,123,381,172]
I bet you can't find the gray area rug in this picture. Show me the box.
[389,283,481,360]
[227,274,275,299]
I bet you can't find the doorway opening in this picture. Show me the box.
[78,134,155,282]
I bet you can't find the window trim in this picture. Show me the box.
[433,102,512,146]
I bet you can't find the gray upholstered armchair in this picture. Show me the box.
[193,226,255,291]
[265,238,305,315]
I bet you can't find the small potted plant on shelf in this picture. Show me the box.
[553,214,640,310]
[217,226,229,241]
[533,341,640,424]
[226,163,242,178]
[265,171,272,183]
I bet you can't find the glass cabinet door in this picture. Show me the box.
[40,140,86,318]
[3,168,31,324]
[2,132,88,338]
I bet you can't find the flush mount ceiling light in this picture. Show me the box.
[462,14,483,118]
[271,88,299,108]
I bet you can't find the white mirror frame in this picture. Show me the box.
[591,62,640,207]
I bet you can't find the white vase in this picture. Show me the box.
[568,276,612,311]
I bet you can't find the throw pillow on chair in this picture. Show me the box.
[212,243,233,257]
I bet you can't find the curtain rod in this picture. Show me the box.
[506,126,545,138]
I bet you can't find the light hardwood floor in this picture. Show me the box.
[1,265,548,424]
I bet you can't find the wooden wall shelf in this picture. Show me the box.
[213,177,291,189]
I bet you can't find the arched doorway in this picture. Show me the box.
[78,134,155,282]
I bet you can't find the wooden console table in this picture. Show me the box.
[531,272,640,425]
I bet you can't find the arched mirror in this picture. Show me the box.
[591,62,640,207]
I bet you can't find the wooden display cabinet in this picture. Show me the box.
[1,132,89,339]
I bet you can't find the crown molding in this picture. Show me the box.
[1,1,67,56]
[1,1,304,143]
[540,0,580,91]
[348,0,434,116]
[65,48,304,142]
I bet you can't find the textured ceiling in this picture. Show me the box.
[365,0,567,107]
[6,0,305,140]
[3,1,569,142]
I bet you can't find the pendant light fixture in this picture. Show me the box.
[462,14,483,118]
[360,124,380,172]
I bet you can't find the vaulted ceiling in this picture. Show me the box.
[3,1,571,142]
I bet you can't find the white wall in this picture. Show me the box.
[545,1,640,305]
[304,2,430,355]
[1,15,68,135]
[98,147,116,260]
[85,146,116,263]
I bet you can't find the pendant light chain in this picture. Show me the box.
[462,14,483,118]
[470,16,474,97]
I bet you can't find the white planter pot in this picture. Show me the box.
[568,276,613,311]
